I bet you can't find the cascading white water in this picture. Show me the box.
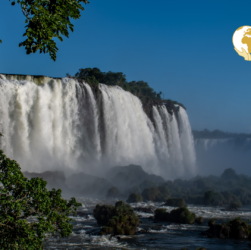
[0,77,196,178]
[177,106,196,175]
[99,84,158,174]
[152,105,196,177]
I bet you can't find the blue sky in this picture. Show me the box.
[0,0,251,133]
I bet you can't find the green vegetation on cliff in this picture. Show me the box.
[132,168,251,207]
[3,0,89,61]
[74,67,185,117]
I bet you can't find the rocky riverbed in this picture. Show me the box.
[43,198,251,249]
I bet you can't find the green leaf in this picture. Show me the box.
[0,149,81,249]
[11,0,89,61]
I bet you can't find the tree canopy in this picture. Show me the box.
[1,0,89,61]
[0,146,81,249]
[75,67,164,102]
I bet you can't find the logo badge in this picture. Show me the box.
[233,26,251,61]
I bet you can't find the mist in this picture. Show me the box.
[193,131,251,177]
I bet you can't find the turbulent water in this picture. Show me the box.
[43,198,251,250]
[0,76,195,178]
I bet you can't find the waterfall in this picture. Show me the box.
[195,138,251,176]
[0,77,196,178]
[177,106,196,175]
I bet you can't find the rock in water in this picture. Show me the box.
[164,198,186,207]
[154,207,197,224]
[205,217,251,239]
[127,193,143,203]
[93,201,140,235]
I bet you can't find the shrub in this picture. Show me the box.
[208,218,215,227]
[195,216,204,224]
[154,208,169,221]
[165,198,186,207]
[204,191,226,206]
[206,217,251,239]
[154,207,196,224]
[93,201,140,235]
[107,187,120,198]
[142,187,160,201]
[127,193,143,203]
[229,201,242,210]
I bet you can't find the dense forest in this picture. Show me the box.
[71,68,185,117]
[193,129,251,139]
[123,168,251,208]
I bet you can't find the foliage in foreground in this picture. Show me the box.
[0,149,81,249]
[3,0,89,61]
[93,201,140,235]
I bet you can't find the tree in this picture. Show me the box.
[2,0,89,61]
[0,146,81,249]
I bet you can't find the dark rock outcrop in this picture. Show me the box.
[154,207,197,224]
[141,187,169,202]
[107,164,164,191]
[205,218,251,239]
[195,216,204,224]
[106,187,120,198]
[66,172,113,196]
[134,207,155,213]
[93,201,140,235]
[221,168,238,180]
[127,193,143,203]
